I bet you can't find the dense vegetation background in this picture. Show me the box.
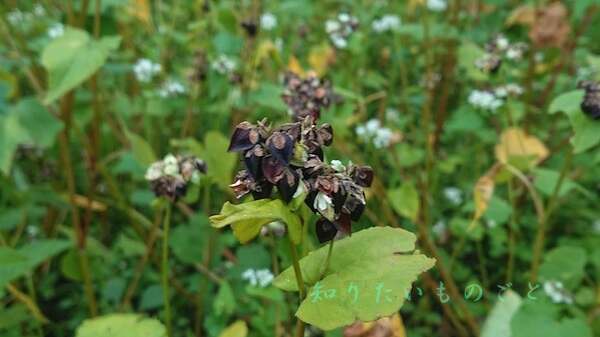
[0,1,599,337]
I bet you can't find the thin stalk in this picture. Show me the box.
[161,202,173,337]
[58,93,98,317]
[289,239,306,337]
[319,240,335,280]
[530,149,573,282]
[120,208,163,310]
[26,274,44,337]
[6,284,49,324]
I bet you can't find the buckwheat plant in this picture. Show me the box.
[210,73,434,334]
[145,154,206,337]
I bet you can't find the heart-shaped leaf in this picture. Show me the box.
[41,27,121,104]
[273,227,435,330]
[210,199,302,244]
[75,314,166,337]
[548,90,600,153]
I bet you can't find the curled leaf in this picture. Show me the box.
[494,127,549,169]
[210,199,302,244]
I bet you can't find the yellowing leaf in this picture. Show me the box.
[127,0,152,25]
[506,5,535,26]
[210,199,303,244]
[255,40,278,64]
[473,165,499,222]
[494,128,548,169]
[75,314,166,337]
[287,56,305,77]
[308,43,335,76]
[344,313,406,337]
[218,320,247,337]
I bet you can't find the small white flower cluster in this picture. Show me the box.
[355,119,394,149]
[211,55,237,75]
[260,221,286,237]
[158,80,186,98]
[494,83,524,98]
[33,4,45,16]
[468,90,503,112]
[133,59,162,83]
[443,187,463,205]
[241,268,274,288]
[432,220,447,238]
[314,191,334,220]
[486,219,497,229]
[145,154,178,180]
[6,9,27,25]
[145,154,202,184]
[372,15,401,33]
[325,13,359,49]
[543,280,573,304]
[330,159,346,172]
[6,6,45,26]
[47,23,64,39]
[385,108,400,123]
[490,34,528,61]
[260,12,277,31]
[427,0,447,12]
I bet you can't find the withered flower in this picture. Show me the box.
[282,72,335,122]
[580,81,600,120]
[225,74,372,243]
[146,154,207,201]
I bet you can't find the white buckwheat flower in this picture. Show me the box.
[158,80,186,98]
[427,0,447,12]
[543,280,573,304]
[211,55,237,75]
[133,59,162,83]
[241,268,274,287]
[468,90,503,111]
[372,15,401,33]
[47,23,64,39]
[443,187,463,205]
[260,12,277,31]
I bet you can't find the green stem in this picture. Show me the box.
[288,239,305,337]
[319,240,335,280]
[530,148,573,282]
[162,203,173,337]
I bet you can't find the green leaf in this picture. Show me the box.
[387,182,420,222]
[533,168,586,198]
[548,90,584,115]
[218,320,248,337]
[75,314,167,337]
[210,199,302,244]
[539,246,587,289]
[42,28,121,103]
[0,98,63,175]
[139,285,163,310]
[273,227,435,330]
[213,281,236,318]
[458,41,487,81]
[169,213,210,265]
[568,108,600,153]
[511,300,592,337]
[481,290,522,337]
[548,90,600,153]
[0,239,71,288]
[126,131,157,167]
[199,132,237,190]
